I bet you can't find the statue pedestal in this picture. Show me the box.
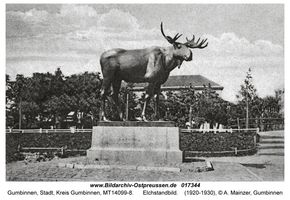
[87,121,182,165]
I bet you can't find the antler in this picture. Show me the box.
[184,35,208,49]
[160,22,182,44]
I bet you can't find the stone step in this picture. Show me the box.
[258,143,284,149]
[258,152,284,156]
[258,131,284,139]
[256,131,284,156]
[257,153,284,157]
[257,148,284,155]
[259,135,284,139]
[259,138,284,144]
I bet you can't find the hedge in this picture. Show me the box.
[180,130,256,151]
[180,130,257,157]
[6,132,92,162]
[6,130,257,162]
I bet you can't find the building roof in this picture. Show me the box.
[128,75,224,91]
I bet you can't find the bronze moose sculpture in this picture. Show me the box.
[100,22,208,121]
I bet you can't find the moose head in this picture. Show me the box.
[160,22,208,68]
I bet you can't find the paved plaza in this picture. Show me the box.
[6,131,284,182]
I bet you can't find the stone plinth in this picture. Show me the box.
[87,121,182,165]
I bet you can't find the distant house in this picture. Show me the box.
[127,75,223,92]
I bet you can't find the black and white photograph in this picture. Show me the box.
[3,1,288,199]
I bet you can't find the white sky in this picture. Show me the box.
[6,4,284,102]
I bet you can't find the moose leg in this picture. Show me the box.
[100,78,112,121]
[141,83,154,121]
[154,93,160,120]
[100,93,109,121]
[154,86,161,120]
[112,79,124,121]
[141,95,151,122]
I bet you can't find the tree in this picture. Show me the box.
[44,94,77,128]
[261,95,282,118]
[162,84,231,128]
[64,72,102,127]
[20,101,40,128]
[6,74,15,128]
[6,69,105,128]
[9,74,30,128]
[236,68,258,128]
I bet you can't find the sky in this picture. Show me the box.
[6,4,284,102]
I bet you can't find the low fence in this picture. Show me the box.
[6,127,259,162]
[229,118,284,131]
[6,129,92,162]
[181,128,258,133]
[6,128,92,134]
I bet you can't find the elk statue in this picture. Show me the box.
[100,22,208,121]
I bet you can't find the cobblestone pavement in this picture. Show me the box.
[7,157,265,182]
[6,131,284,182]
